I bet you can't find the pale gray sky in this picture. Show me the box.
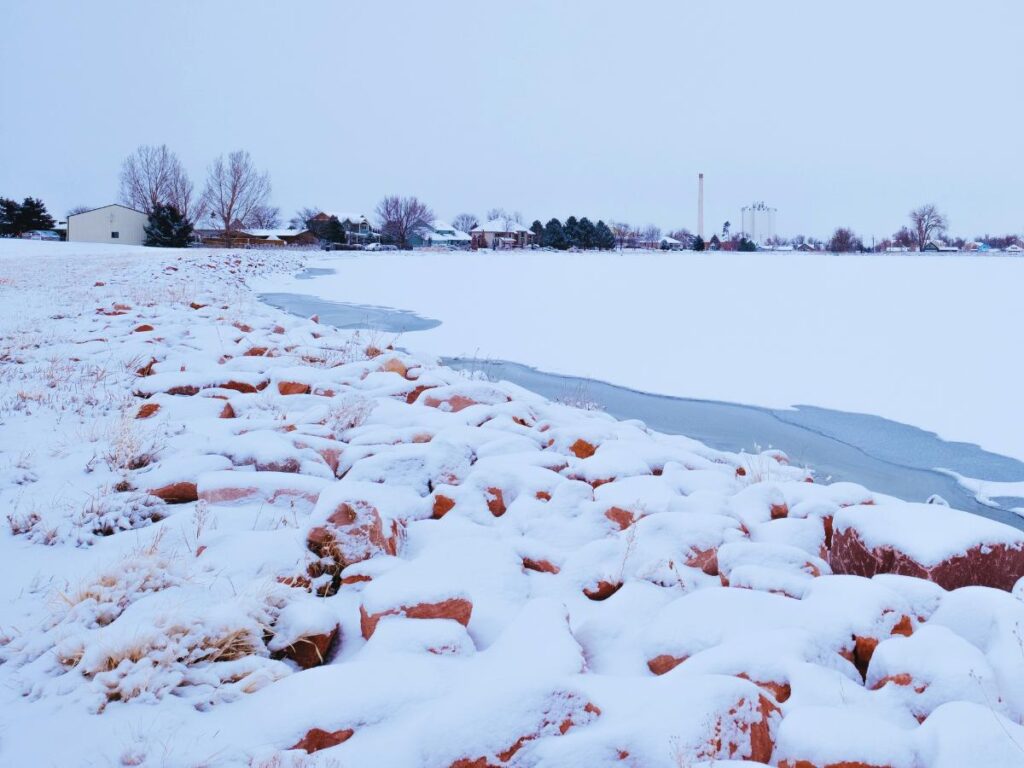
[2,1,1022,239]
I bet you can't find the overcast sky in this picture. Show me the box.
[2,1,1022,239]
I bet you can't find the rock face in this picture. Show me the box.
[306,502,401,595]
[273,625,338,669]
[831,504,1024,591]
[359,597,473,639]
[290,726,354,753]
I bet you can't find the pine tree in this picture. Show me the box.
[576,217,596,249]
[0,198,19,237]
[14,197,54,233]
[739,238,757,252]
[530,219,544,243]
[692,235,706,252]
[594,220,615,250]
[542,218,568,250]
[563,216,579,248]
[144,203,194,247]
[324,216,346,244]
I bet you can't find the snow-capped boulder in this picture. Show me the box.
[831,502,1024,591]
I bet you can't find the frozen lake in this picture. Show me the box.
[257,269,1024,529]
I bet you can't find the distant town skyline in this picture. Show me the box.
[2,1,1022,240]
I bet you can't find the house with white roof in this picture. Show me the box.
[470,217,533,249]
[410,221,472,248]
[658,235,683,251]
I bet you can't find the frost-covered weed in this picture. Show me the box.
[324,392,375,438]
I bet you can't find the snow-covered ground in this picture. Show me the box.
[255,249,1024,463]
[2,240,1024,767]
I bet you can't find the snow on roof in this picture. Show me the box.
[243,228,309,239]
[323,211,368,224]
[422,221,471,241]
[471,218,530,233]
[660,235,681,244]
[67,203,146,218]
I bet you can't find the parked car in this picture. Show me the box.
[364,242,384,251]
[21,230,60,241]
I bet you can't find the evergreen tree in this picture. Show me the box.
[530,219,544,243]
[324,216,346,244]
[594,220,615,250]
[542,218,568,250]
[576,217,596,249]
[144,203,194,247]
[0,198,19,237]
[563,215,580,248]
[14,197,54,232]
[692,235,706,252]
[739,238,757,252]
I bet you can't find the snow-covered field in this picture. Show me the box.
[256,250,1024,463]
[2,240,1024,767]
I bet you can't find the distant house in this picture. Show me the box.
[310,212,374,243]
[1005,243,1023,254]
[470,218,533,249]
[410,221,472,248]
[658,235,683,251]
[707,234,722,251]
[796,242,817,252]
[922,240,958,253]
[67,204,148,246]
[243,228,317,246]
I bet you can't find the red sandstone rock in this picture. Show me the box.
[583,580,622,601]
[149,481,198,504]
[278,381,311,395]
[380,357,409,378]
[244,346,268,356]
[133,323,154,333]
[647,654,686,675]
[422,393,479,412]
[450,692,600,767]
[522,557,560,574]
[685,547,720,576]
[136,403,160,419]
[831,517,1024,592]
[569,438,597,459]
[604,506,635,530]
[485,487,506,517]
[291,726,354,753]
[273,625,338,670]
[432,494,456,519]
[359,597,473,639]
[218,402,235,418]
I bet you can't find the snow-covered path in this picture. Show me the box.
[255,249,1024,463]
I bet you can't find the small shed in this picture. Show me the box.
[67,204,148,245]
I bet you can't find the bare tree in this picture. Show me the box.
[375,195,434,249]
[67,205,92,217]
[202,151,272,234]
[290,206,320,230]
[119,144,197,218]
[640,224,662,247]
[452,213,478,233]
[485,207,507,222]
[246,205,281,229]
[909,204,947,251]
[668,228,694,247]
[892,226,916,249]
[827,227,863,253]
[610,221,633,250]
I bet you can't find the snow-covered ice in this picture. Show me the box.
[254,249,1024,462]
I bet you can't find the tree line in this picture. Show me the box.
[0,197,55,236]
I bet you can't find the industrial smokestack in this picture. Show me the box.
[698,173,704,239]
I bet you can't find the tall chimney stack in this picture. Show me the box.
[698,173,704,239]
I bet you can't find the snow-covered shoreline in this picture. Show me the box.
[2,241,1024,767]
[253,249,1024,464]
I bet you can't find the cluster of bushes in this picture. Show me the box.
[529,216,616,250]
[0,197,55,236]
